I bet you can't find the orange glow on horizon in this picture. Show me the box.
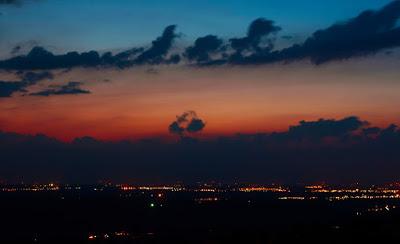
[1,62,400,141]
[0,112,396,142]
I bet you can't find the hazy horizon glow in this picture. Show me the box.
[1,54,400,141]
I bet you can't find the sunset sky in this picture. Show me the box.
[0,0,399,141]
[2,0,400,183]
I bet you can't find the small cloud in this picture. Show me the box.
[168,111,206,137]
[30,81,90,97]
[0,71,54,97]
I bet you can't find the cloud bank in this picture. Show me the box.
[0,116,399,184]
[1,2,400,70]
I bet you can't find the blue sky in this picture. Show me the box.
[0,0,393,55]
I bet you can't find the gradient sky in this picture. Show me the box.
[0,0,392,55]
[1,0,399,141]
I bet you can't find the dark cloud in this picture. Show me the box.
[0,116,399,184]
[30,81,90,96]
[0,71,53,97]
[101,47,144,68]
[0,81,26,97]
[184,35,224,62]
[168,121,185,136]
[1,2,400,69]
[229,18,281,54]
[225,1,400,65]
[186,118,206,133]
[113,47,144,60]
[380,124,399,140]
[18,71,53,83]
[0,47,103,70]
[362,127,381,136]
[281,1,400,64]
[165,54,181,64]
[286,116,368,140]
[0,25,179,70]
[134,25,180,65]
[169,111,206,137]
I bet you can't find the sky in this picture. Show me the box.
[1,0,400,183]
[0,0,399,141]
[0,0,392,55]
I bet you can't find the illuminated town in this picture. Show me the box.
[2,181,400,242]
[2,182,400,202]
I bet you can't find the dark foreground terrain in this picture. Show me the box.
[1,187,400,244]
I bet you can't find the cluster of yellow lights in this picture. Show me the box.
[310,188,400,194]
[120,186,136,191]
[238,187,288,192]
[279,196,306,200]
[1,183,59,192]
[305,185,325,189]
[120,185,184,191]
[114,231,130,236]
[195,188,217,192]
[327,194,400,201]
[88,231,130,241]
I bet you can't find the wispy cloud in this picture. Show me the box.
[30,81,90,96]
